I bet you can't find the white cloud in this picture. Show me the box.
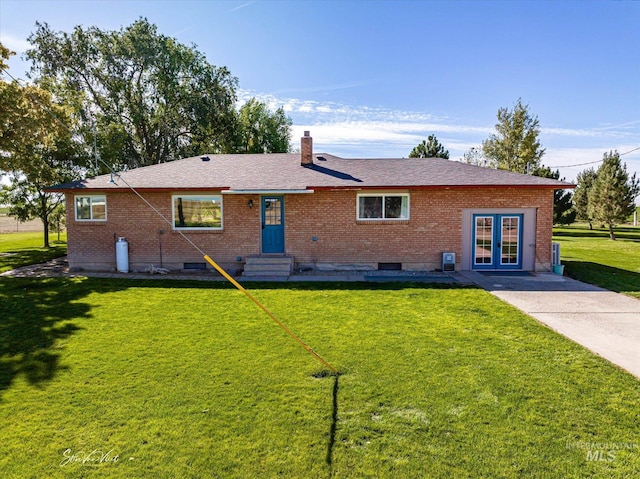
[542,125,639,138]
[542,127,601,137]
[244,88,639,141]
[596,119,640,131]
[0,33,30,55]
[227,1,256,13]
[291,122,485,160]
[240,88,640,182]
[524,145,640,182]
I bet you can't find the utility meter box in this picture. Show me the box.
[442,252,456,272]
[552,242,561,266]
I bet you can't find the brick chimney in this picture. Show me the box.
[301,131,313,166]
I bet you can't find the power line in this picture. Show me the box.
[547,147,640,169]
[621,147,640,156]
[547,158,602,169]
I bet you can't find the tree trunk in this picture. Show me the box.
[43,217,50,248]
[608,223,616,241]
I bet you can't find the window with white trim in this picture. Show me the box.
[75,195,106,221]
[172,195,222,230]
[357,193,409,220]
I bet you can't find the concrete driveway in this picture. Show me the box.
[459,271,640,379]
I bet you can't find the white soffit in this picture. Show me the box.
[221,189,314,194]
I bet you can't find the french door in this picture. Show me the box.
[473,214,522,270]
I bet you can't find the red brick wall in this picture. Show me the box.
[287,188,553,270]
[65,187,554,272]
[66,191,261,271]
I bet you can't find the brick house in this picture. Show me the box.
[50,132,572,275]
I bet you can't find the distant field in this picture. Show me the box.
[0,215,44,233]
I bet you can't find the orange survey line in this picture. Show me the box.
[203,255,338,374]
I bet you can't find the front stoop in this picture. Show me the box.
[242,256,293,277]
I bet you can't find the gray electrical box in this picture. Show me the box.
[552,242,561,266]
[442,252,456,272]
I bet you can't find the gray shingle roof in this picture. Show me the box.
[50,153,574,191]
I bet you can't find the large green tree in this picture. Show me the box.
[573,167,597,229]
[587,151,639,240]
[1,43,84,247]
[1,44,58,155]
[409,134,449,159]
[482,99,545,174]
[532,166,576,225]
[235,98,292,153]
[26,18,239,170]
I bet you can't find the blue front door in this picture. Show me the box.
[473,214,523,270]
[261,196,285,253]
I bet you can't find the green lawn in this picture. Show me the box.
[553,224,640,299]
[0,232,67,273]
[1,277,638,478]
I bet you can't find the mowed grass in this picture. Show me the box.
[0,232,67,273]
[1,277,638,478]
[553,225,640,298]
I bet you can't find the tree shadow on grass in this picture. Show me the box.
[0,246,66,273]
[0,277,96,401]
[563,260,640,297]
[0,275,472,402]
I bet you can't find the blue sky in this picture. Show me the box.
[1,0,639,183]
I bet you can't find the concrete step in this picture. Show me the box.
[243,263,292,273]
[245,255,293,264]
[242,256,293,277]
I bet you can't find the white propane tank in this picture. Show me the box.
[116,237,129,273]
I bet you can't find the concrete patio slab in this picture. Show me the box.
[459,271,640,379]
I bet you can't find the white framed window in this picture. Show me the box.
[357,193,409,220]
[75,195,107,221]
[172,195,223,230]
